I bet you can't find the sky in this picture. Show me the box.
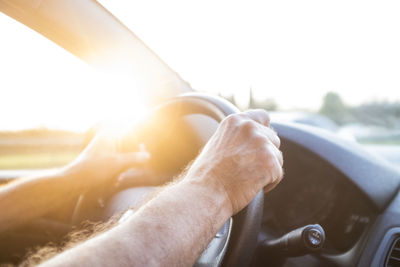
[99,0,400,107]
[1,0,400,131]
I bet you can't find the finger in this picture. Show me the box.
[257,126,280,149]
[242,109,270,127]
[139,143,147,153]
[263,165,283,193]
[264,181,278,193]
[263,145,284,192]
[85,130,118,154]
[268,146,284,182]
[118,151,151,170]
[116,168,149,188]
[264,167,283,193]
[268,143,283,166]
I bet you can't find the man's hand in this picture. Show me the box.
[0,128,151,233]
[37,109,284,267]
[186,109,283,214]
[65,130,150,193]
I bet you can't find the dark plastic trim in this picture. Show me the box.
[271,122,400,211]
[371,227,400,267]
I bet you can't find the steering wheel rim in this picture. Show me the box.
[154,93,264,267]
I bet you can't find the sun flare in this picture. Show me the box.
[0,12,148,133]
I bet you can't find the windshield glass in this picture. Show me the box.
[100,0,400,145]
[1,2,400,170]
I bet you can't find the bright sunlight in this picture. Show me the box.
[0,12,147,133]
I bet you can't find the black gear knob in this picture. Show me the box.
[261,224,325,257]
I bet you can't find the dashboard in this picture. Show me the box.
[262,139,375,253]
[0,111,399,267]
[255,122,400,267]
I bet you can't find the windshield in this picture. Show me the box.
[1,1,399,170]
[100,0,400,144]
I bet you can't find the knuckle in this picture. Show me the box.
[257,108,270,116]
[255,109,271,122]
[240,120,256,132]
[266,127,280,147]
[251,132,268,145]
[224,114,241,126]
[260,145,275,161]
[265,155,276,169]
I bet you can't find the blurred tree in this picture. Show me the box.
[249,87,255,108]
[352,101,400,129]
[319,92,351,125]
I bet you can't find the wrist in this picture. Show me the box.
[182,172,233,218]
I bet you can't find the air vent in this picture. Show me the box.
[386,236,400,267]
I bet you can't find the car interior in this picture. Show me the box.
[0,1,400,267]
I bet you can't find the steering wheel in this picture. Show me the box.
[147,93,264,267]
[74,93,264,267]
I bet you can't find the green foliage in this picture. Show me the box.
[319,91,400,129]
[319,92,351,125]
[351,101,400,129]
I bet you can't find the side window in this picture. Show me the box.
[0,12,147,171]
[0,13,92,170]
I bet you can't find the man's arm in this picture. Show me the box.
[40,110,284,267]
[39,177,231,266]
[0,131,149,233]
[0,168,89,232]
